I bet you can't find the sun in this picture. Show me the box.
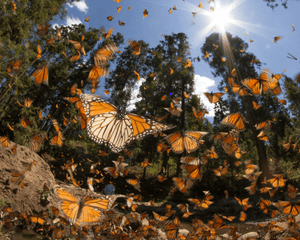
[210,7,232,32]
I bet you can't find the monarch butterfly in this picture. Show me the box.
[87,65,109,82]
[157,175,167,182]
[37,24,51,37]
[94,43,118,68]
[188,198,213,210]
[84,16,89,22]
[165,131,208,154]
[172,177,187,193]
[242,69,272,95]
[149,72,156,78]
[221,113,248,132]
[20,116,33,128]
[118,20,125,26]
[255,119,274,131]
[258,199,272,214]
[204,51,209,58]
[143,8,148,18]
[164,101,182,117]
[0,136,9,147]
[281,135,293,151]
[213,165,229,177]
[169,8,173,14]
[231,83,251,97]
[203,190,214,201]
[244,171,261,182]
[277,201,300,216]
[203,92,224,103]
[24,98,33,108]
[208,214,228,229]
[68,35,86,56]
[273,36,282,43]
[126,179,140,191]
[74,101,88,130]
[104,158,128,178]
[287,53,297,60]
[30,64,48,86]
[107,15,113,21]
[37,44,42,59]
[245,180,258,195]
[165,223,178,239]
[269,188,278,198]
[192,106,208,122]
[128,40,141,55]
[11,161,34,188]
[49,131,63,147]
[29,132,47,152]
[185,59,191,68]
[257,130,269,142]
[133,70,140,80]
[101,27,114,39]
[252,101,260,110]
[141,159,151,168]
[269,74,282,95]
[268,174,287,188]
[234,197,252,211]
[240,211,247,222]
[278,99,286,105]
[153,113,169,122]
[182,212,192,218]
[117,5,122,12]
[52,185,116,226]
[245,163,258,176]
[70,50,81,61]
[181,158,203,180]
[205,146,218,159]
[152,211,168,222]
[6,60,22,74]
[287,184,298,200]
[231,68,236,77]
[11,145,17,154]
[80,94,174,153]
[222,139,239,157]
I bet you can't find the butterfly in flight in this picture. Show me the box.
[80,94,175,153]
[165,131,208,154]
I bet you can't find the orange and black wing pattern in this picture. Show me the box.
[221,113,248,132]
[203,92,225,103]
[30,64,49,86]
[54,185,115,226]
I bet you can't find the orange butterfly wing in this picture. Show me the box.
[221,113,247,131]
[31,64,48,86]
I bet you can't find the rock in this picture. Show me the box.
[238,231,259,240]
[0,143,55,214]
[178,228,189,236]
[156,228,167,240]
[275,221,288,231]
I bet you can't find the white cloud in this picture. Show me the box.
[67,0,88,13]
[66,16,82,26]
[127,78,146,111]
[193,74,216,117]
[52,16,82,29]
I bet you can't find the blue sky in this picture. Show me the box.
[51,0,300,118]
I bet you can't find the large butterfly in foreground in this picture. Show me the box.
[80,94,175,152]
[52,184,117,226]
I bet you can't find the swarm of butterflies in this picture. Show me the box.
[1,1,300,240]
